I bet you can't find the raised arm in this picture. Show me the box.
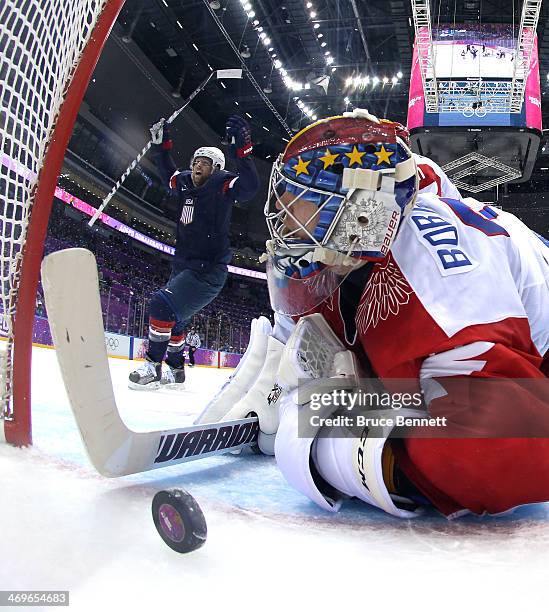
[223,115,260,203]
[149,119,178,190]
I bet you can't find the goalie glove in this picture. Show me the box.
[150,118,172,149]
[225,115,253,159]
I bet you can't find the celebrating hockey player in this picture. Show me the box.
[129,115,259,389]
[200,108,549,519]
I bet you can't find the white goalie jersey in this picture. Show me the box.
[414,153,462,200]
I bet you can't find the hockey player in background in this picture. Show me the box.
[201,109,549,519]
[184,327,201,367]
[129,115,259,389]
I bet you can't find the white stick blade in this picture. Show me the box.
[41,248,135,476]
[216,69,243,80]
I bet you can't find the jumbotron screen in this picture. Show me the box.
[407,23,542,130]
[434,23,516,79]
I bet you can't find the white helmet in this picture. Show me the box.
[190,146,225,171]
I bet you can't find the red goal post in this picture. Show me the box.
[1,0,126,446]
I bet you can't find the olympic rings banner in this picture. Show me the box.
[104,332,130,358]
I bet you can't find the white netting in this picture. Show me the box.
[0,0,109,423]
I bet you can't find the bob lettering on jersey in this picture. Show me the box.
[410,205,477,276]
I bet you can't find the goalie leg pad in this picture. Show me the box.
[276,395,424,517]
[194,317,272,424]
[222,335,285,436]
[312,419,423,518]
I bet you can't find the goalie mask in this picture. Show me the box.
[264,109,418,315]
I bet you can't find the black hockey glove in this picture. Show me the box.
[225,115,253,159]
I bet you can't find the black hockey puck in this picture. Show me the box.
[152,489,207,553]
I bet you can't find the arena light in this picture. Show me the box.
[302,2,338,73]
[237,1,318,119]
[345,73,400,90]
[397,71,403,78]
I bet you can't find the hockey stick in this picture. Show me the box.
[41,247,258,477]
[87,68,243,227]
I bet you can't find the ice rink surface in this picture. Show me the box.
[2,346,549,611]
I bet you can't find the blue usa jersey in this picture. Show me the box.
[152,145,260,272]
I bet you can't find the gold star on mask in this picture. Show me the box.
[374,145,394,166]
[345,145,366,167]
[293,156,311,176]
[319,148,339,169]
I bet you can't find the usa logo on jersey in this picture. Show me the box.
[180,197,195,225]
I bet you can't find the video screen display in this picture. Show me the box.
[407,23,541,131]
[433,24,517,80]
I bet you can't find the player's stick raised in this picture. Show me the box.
[88,69,243,227]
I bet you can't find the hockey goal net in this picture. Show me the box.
[0,0,125,446]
